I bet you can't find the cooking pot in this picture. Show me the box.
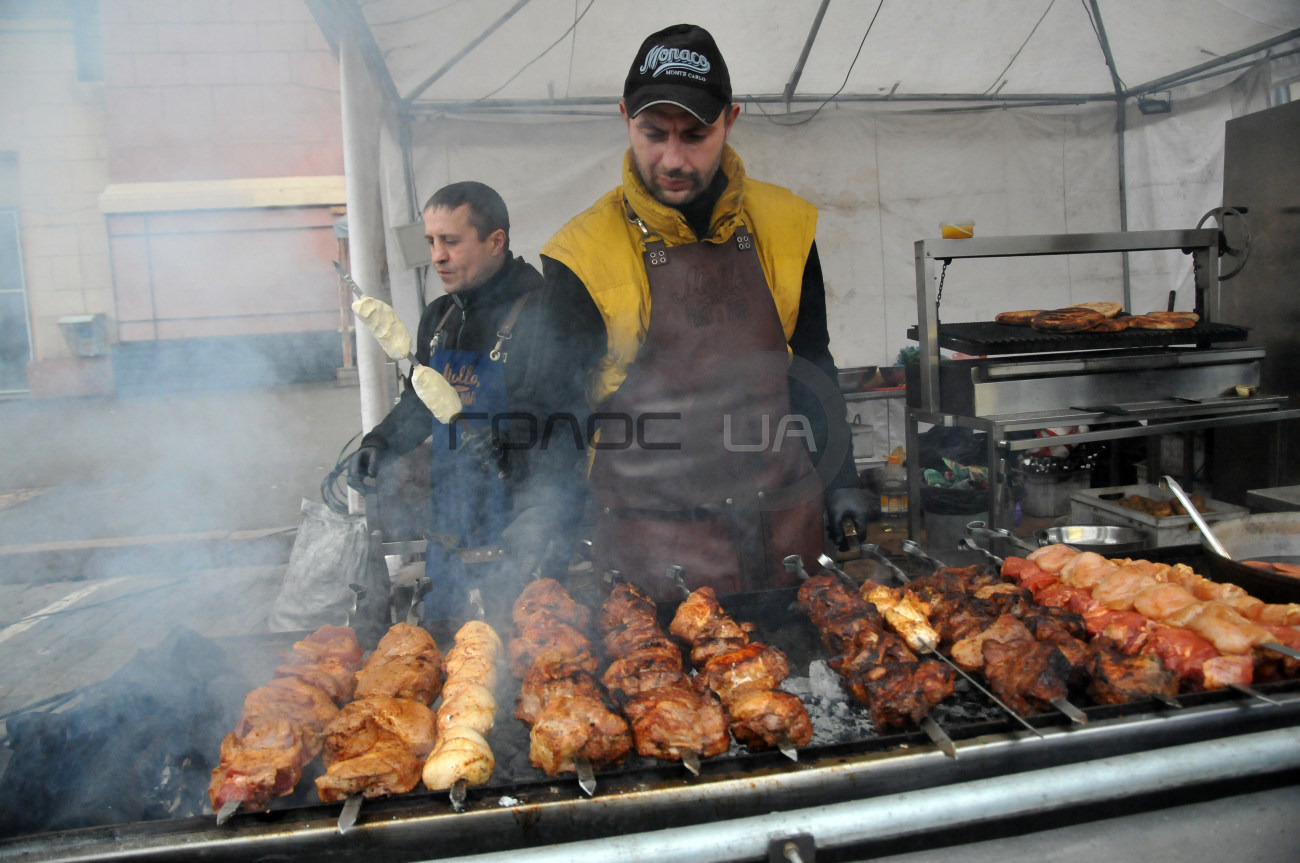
[1200,511,1300,604]
[1034,524,1148,556]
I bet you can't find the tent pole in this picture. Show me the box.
[340,25,392,512]
[783,0,831,109]
[1088,0,1131,308]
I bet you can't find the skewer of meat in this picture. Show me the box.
[423,620,503,807]
[509,579,632,792]
[794,573,956,736]
[1008,545,1300,696]
[209,625,361,821]
[669,586,813,758]
[901,561,1112,721]
[315,623,443,806]
[599,580,730,773]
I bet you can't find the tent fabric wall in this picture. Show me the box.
[380,69,1261,369]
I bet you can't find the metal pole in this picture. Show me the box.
[428,726,1300,863]
[340,26,391,511]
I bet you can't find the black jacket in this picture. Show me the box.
[362,252,546,456]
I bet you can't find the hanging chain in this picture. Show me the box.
[935,258,951,326]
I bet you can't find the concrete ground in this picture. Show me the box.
[0,380,369,782]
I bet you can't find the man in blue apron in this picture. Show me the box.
[534,25,872,601]
[348,182,584,620]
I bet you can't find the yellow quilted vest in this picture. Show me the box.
[542,145,818,408]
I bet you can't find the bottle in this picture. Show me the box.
[880,449,909,533]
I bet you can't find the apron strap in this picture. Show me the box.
[429,304,459,352]
[489,291,535,361]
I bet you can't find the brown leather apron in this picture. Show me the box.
[590,212,824,601]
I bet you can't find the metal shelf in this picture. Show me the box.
[905,228,1291,535]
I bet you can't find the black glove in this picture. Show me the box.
[827,486,873,544]
[346,442,385,492]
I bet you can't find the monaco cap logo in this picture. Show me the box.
[639,44,712,78]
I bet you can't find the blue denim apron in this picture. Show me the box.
[421,342,512,621]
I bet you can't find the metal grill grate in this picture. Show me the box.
[906,321,1249,356]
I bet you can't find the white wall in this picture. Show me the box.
[387,69,1263,370]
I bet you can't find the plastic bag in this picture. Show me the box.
[267,499,391,645]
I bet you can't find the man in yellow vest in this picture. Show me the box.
[536,23,870,601]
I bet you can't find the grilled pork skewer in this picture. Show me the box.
[510,579,631,794]
[210,625,361,822]
[315,623,444,827]
[903,543,1094,725]
[669,586,814,761]
[600,579,730,770]
[795,574,956,738]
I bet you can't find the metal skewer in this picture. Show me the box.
[449,779,469,810]
[1261,641,1300,662]
[680,749,702,776]
[816,552,857,588]
[859,543,912,584]
[575,757,598,796]
[406,577,432,626]
[215,800,239,825]
[667,564,690,599]
[923,646,1045,739]
[958,537,1004,568]
[901,540,947,573]
[782,554,810,581]
[778,738,799,762]
[337,794,362,834]
[345,583,365,627]
[1229,682,1283,706]
[918,716,957,758]
[1152,692,1184,709]
[1050,695,1090,724]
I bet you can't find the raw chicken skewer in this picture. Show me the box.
[335,261,462,423]
[423,620,503,810]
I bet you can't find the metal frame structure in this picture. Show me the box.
[906,229,1300,535]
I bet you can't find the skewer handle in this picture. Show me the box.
[782,554,810,580]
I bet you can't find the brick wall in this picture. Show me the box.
[101,0,343,182]
[0,14,114,381]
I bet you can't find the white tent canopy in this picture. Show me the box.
[306,0,1300,428]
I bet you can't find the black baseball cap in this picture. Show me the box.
[623,24,732,124]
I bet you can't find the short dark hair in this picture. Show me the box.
[423,181,510,250]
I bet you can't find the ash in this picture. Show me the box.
[780,660,877,746]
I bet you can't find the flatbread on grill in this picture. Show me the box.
[1030,308,1105,333]
[1143,310,1200,322]
[1122,314,1197,330]
[994,309,1042,326]
[1084,317,1130,332]
[1068,301,1123,319]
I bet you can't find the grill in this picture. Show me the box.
[904,320,1249,357]
[904,229,1300,531]
[5,556,1300,862]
